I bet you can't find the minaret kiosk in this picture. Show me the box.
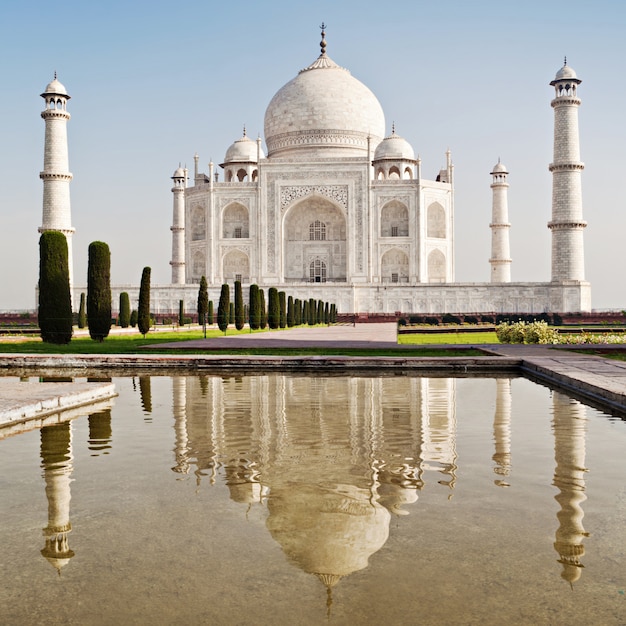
[39,74,75,300]
[548,60,586,285]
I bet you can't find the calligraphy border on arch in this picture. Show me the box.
[280,185,348,213]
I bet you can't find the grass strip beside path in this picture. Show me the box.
[0,327,487,356]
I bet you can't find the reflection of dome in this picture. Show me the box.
[373,130,415,162]
[266,483,390,578]
[223,130,264,164]
[264,40,385,158]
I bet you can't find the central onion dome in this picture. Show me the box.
[264,28,385,158]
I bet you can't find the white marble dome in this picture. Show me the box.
[223,131,264,164]
[491,160,508,174]
[264,53,385,158]
[42,76,69,97]
[373,130,415,162]
[172,167,186,178]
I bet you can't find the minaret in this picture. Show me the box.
[492,378,512,486]
[489,160,512,282]
[170,166,186,284]
[39,74,75,298]
[549,60,586,282]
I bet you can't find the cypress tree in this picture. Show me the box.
[287,295,294,327]
[137,266,151,337]
[249,284,260,330]
[308,298,316,325]
[87,241,112,341]
[78,292,87,329]
[279,291,287,328]
[197,275,209,337]
[268,287,279,329]
[303,299,309,326]
[229,302,235,324]
[130,309,138,327]
[208,300,214,325]
[178,300,185,326]
[324,301,329,324]
[294,298,301,325]
[217,283,230,333]
[317,300,324,324]
[259,289,267,329]
[234,280,244,330]
[119,292,131,328]
[38,231,73,344]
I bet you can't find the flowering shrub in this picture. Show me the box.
[496,320,559,344]
[558,333,626,344]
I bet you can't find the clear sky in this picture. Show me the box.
[1,0,625,310]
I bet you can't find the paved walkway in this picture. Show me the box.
[0,378,117,438]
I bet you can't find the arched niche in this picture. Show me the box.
[381,200,409,237]
[427,249,446,283]
[427,202,446,238]
[283,196,347,282]
[381,248,409,283]
[223,202,249,238]
[191,251,205,282]
[191,206,206,241]
[223,249,249,282]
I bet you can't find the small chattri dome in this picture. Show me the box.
[223,129,265,164]
[172,167,186,178]
[555,64,577,81]
[43,76,68,96]
[373,129,416,162]
[491,160,508,174]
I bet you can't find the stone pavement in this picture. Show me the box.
[0,378,117,437]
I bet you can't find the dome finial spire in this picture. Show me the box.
[564,56,567,66]
[242,124,247,137]
[392,121,395,135]
[319,22,327,56]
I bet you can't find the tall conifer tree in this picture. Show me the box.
[234,280,244,330]
[217,283,230,333]
[119,292,131,328]
[38,231,72,344]
[137,266,151,337]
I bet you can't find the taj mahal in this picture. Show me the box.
[39,27,591,314]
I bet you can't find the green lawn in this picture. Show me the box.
[398,331,499,345]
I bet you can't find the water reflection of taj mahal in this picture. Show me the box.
[168,375,589,591]
[35,375,590,596]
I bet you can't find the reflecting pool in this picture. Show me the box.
[0,375,624,625]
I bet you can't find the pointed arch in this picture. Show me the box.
[381,248,409,283]
[223,202,249,238]
[381,200,409,237]
[427,202,446,238]
[283,195,346,282]
[427,249,446,283]
[223,249,249,282]
[191,205,206,241]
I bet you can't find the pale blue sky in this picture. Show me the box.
[1,0,625,309]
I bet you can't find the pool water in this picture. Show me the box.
[0,374,624,625]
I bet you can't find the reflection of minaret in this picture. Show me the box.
[88,409,112,456]
[492,378,512,487]
[552,391,588,585]
[420,378,457,492]
[40,422,75,574]
[172,378,190,476]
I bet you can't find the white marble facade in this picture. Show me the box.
[157,31,590,314]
